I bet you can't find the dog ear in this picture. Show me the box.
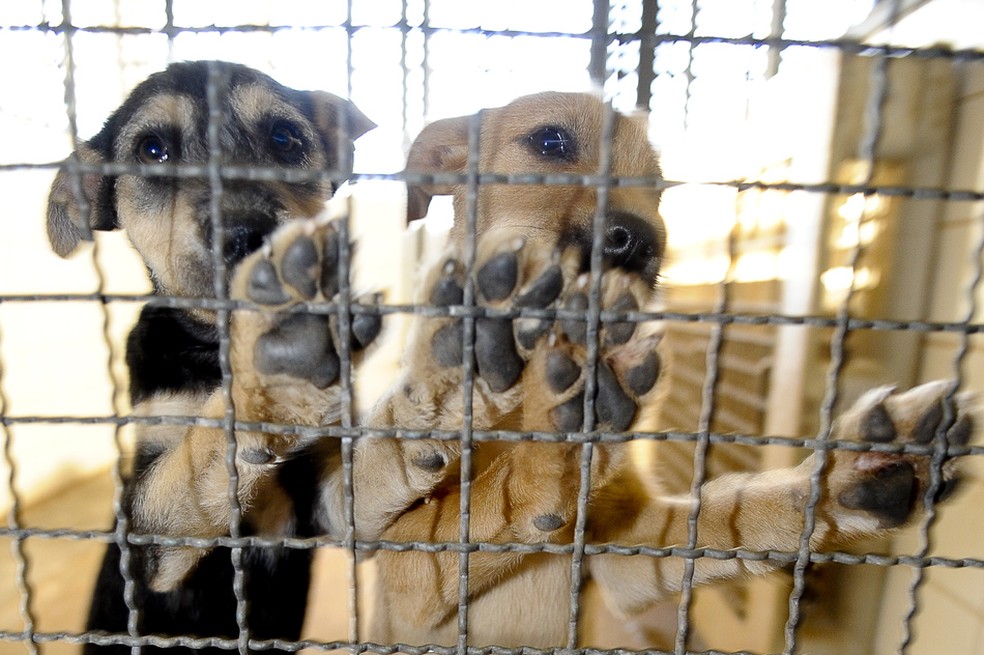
[404,115,472,224]
[46,141,118,258]
[308,91,376,172]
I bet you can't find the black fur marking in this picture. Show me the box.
[545,351,581,393]
[604,292,638,346]
[625,351,661,397]
[561,292,589,344]
[837,461,916,528]
[914,400,944,444]
[515,266,563,308]
[475,318,524,392]
[861,403,896,443]
[477,250,518,302]
[552,392,585,432]
[255,313,339,388]
[595,361,636,432]
[432,321,464,367]
[247,259,290,305]
[126,307,220,405]
[533,514,566,532]
[351,312,382,350]
[87,438,327,655]
[281,234,319,299]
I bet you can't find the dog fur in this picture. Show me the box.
[356,92,975,647]
[46,67,974,652]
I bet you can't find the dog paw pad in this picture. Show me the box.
[515,265,563,309]
[477,250,519,302]
[351,311,382,351]
[533,514,566,532]
[255,313,339,388]
[914,400,944,444]
[475,318,524,392]
[595,362,637,431]
[239,447,277,465]
[561,293,589,344]
[432,322,464,367]
[551,392,585,432]
[546,351,581,393]
[247,259,290,305]
[603,292,639,346]
[861,403,897,443]
[412,451,448,472]
[624,351,661,397]
[281,234,319,300]
[320,229,341,298]
[838,461,916,527]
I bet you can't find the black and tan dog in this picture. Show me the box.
[44,60,397,654]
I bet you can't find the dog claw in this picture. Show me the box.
[281,235,319,300]
[255,313,339,388]
[247,259,290,305]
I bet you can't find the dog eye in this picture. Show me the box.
[137,135,169,164]
[269,121,303,157]
[529,126,573,159]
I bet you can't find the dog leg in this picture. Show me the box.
[128,217,383,590]
[588,380,975,617]
[371,240,663,635]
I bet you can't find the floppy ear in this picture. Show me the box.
[46,142,118,258]
[404,115,472,224]
[308,91,376,174]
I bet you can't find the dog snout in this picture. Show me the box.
[222,215,279,266]
[602,212,663,282]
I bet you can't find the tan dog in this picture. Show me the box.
[347,92,974,647]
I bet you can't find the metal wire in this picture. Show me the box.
[3,1,984,654]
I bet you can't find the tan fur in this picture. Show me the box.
[362,93,974,648]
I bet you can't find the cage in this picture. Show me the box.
[1,0,984,654]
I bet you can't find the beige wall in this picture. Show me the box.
[872,60,984,655]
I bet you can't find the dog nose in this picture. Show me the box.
[602,212,662,278]
[222,217,278,266]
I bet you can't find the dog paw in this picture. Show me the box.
[824,381,975,530]
[229,218,381,429]
[424,231,568,394]
[526,269,662,435]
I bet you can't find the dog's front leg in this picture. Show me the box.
[587,381,975,618]
[130,217,383,591]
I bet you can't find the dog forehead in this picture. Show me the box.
[488,92,603,140]
[229,83,309,127]
[115,93,197,152]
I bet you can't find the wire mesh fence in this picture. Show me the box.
[1,0,984,654]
